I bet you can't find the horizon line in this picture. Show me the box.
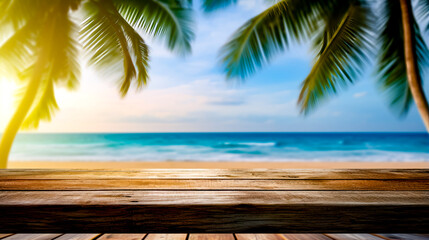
[7,131,428,134]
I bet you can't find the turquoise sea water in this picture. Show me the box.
[9,132,429,161]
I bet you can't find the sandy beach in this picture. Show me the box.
[8,161,429,169]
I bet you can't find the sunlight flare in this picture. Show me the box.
[0,78,17,132]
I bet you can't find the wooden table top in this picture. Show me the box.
[1,233,429,240]
[0,169,428,233]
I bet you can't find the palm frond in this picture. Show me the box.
[219,0,329,80]
[202,0,237,12]
[115,0,194,54]
[107,3,150,90]
[311,3,353,55]
[298,1,373,113]
[80,1,123,71]
[82,0,153,96]
[19,0,80,128]
[117,15,150,90]
[376,0,429,114]
[0,0,48,30]
[416,0,429,32]
[21,80,59,130]
[0,20,38,77]
[48,2,81,90]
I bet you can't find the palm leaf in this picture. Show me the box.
[81,0,137,97]
[48,1,80,90]
[416,0,429,32]
[376,0,429,114]
[109,4,150,90]
[81,0,151,96]
[0,0,48,30]
[115,0,194,54]
[21,79,59,129]
[219,0,330,80]
[0,20,38,77]
[0,1,80,84]
[118,18,150,90]
[20,0,80,128]
[80,4,123,70]
[298,1,373,113]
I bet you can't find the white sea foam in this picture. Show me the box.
[9,133,429,162]
[239,142,277,147]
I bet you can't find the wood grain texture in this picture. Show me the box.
[0,235,13,240]
[144,234,186,240]
[1,179,427,191]
[235,234,286,240]
[2,234,62,240]
[0,169,428,233]
[281,234,332,240]
[376,234,429,240]
[97,234,147,240]
[1,169,428,180]
[0,191,427,232]
[324,234,383,240]
[188,235,234,240]
[54,235,101,240]
[0,234,427,240]
[1,190,428,205]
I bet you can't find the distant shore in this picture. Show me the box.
[8,161,429,169]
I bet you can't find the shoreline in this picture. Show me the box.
[8,161,429,169]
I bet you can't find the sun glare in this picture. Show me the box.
[0,78,18,131]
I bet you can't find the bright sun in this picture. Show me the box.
[0,78,18,131]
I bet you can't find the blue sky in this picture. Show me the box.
[0,0,427,132]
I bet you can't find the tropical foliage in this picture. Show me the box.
[208,0,429,128]
[0,0,194,167]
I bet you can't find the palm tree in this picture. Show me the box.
[0,0,194,168]
[205,0,429,131]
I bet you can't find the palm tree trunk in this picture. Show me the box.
[399,0,429,132]
[0,64,43,168]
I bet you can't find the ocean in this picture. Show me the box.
[9,132,429,162]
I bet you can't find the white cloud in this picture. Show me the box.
[353,91,367,98]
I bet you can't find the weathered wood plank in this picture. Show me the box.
[1,179,427,191]
[0,235,13,240]
[1,169,427,180]
[145,234,187,240]
[235,234,285,240]
[2,234,62,240]
[188,235,234,240]
[376,234,429,240]
[55,235,101,240]
[0,191,427,233]
[97,234,147,240]
[1,190,427,205]
[324,234,384,240]
[281,234,332,240]
[1,169,428,233]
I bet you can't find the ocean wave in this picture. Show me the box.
[11,147,429,162]
[226,150,264,155]
[241,142,276,147]
[214,142,276,148]
[9,133,429,162]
